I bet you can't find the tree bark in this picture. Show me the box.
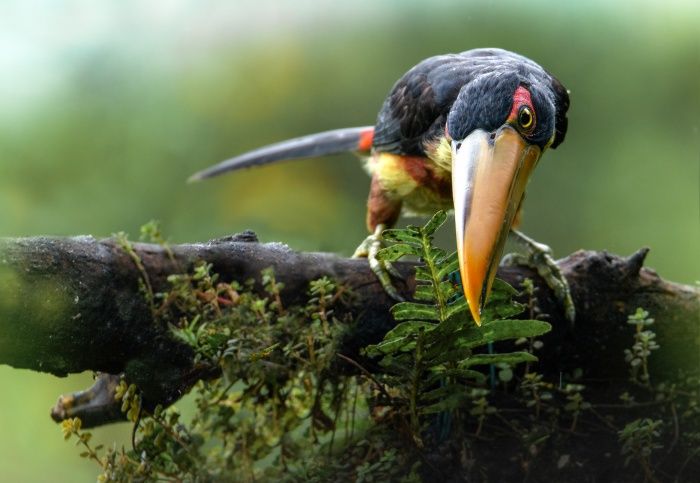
[0,233,697,428]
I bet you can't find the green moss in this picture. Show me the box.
[0,264,72,373]
[0,266,22,310]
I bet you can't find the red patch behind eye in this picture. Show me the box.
[508,85,534,121]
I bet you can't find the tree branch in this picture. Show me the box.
[0,233,697,427]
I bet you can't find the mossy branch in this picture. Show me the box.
[0,233,697,428]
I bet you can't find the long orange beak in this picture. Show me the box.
[452,126,541,325]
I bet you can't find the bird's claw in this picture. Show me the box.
[506,230,575,323]
[353,224,405,302]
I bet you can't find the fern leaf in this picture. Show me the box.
[376,243,415,262]
[391,302,441,321]
[423,210,448,235]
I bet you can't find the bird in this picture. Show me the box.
[189,48,572,326]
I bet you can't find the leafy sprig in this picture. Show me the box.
[364,211,552,439]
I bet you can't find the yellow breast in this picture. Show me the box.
[364,143,453,216]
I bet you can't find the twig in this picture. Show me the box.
[336,353,393,403]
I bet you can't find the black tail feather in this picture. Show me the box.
[189,126,374,182]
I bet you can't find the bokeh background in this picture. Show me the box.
[0,0,698,480]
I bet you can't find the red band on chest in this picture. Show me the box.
[399,155,452,196]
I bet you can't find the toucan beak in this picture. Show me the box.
[452,125,541,325]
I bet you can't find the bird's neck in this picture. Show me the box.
[423,136,453,176]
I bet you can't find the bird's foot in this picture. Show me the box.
[503,230,575,323]
[353,224,405,302]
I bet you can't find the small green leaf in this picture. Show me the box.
[436,252,460,280]
[426,368,486,385]
[365,336,413,356]
[478,319,551,345]
[414,266,433,283]
[413,284,437,302]
[366,318,438,357]
[483,301,525,321]
[424,319,550,362]
[425,346,476,366]
[382,229,422,246]
[383,321,436,339]
[460,351,538,369]
[391,302,440,321]
[426,246,448,262]
[491,278,518,296]
[414,281,458,302]
[423,210,448,235]
[376,244,415,262]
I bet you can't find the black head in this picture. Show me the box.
[446,68,569,150]
[446,51,570,324]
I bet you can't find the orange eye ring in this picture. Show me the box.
[518,105,534,130]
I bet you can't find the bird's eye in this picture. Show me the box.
[518,106,534,130]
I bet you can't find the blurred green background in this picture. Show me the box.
[0,0,698,480]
